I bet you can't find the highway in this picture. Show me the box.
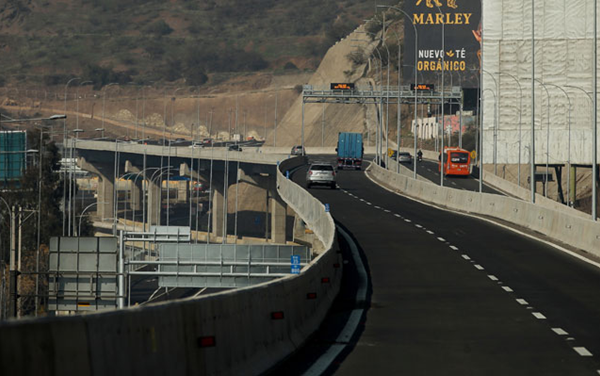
[273,158,600,375]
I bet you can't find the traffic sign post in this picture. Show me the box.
[291,255,301,274]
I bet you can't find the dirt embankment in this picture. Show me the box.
[0,26,379,148]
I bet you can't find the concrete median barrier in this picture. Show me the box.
[368,163,600,259]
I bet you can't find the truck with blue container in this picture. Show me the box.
[336,132,364,170]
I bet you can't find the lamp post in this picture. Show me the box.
[94,128,105,139]
[534,79,551,197]
[102,83,119,139]
[167,87,183,226]
[482,89,496,192]
[482,70,499,175]
[594,0,598,221]
[75,81,92,134]
[378,5,419,179]
[0,197,14,319]
[358,30,391,166]
[68,128,84,236]
[63,77,80,236]
[565,85,593,208]
[78,202,100,236]
[434,4,446,187]
[497,72,523,187]
[545,83,571,205]
[352,40,384,164]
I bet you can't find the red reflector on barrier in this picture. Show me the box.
[321,277,330,283]
[307,292,317,299]
[198,336,216,347]
[271,311,285,320]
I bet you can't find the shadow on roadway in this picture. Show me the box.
[266,220,373,375]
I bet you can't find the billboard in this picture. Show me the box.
[402,0,481,88]
[0,130,27,186]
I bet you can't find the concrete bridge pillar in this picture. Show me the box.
[78,158,114,221]
[131,180,143,211]
[268,180,287,244]
[147,178,161,226]
[177,181,189,203]
[211,186,225,238]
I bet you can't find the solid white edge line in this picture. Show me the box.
[364,169,600,271]
[303,225,369,376]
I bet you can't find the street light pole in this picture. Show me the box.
[434,4,445,187]
[63,77,80,236]
[497,72,523,187]
[545,83,571,205]
[377,5,418,179]
[482,70,499,175]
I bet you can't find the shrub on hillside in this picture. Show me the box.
[144,20,174,36]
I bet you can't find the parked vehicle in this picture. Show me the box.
[439,147,471,176]
[336,132,363,170]
[290,145,304,155]
[306,163,336,189]
[228,144,242,151]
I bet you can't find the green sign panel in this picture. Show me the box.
[0,130,27,186]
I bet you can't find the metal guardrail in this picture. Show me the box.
[128,243,311,288]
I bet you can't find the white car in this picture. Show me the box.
[306,163,336,189]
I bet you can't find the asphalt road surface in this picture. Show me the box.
[272,158,600,375]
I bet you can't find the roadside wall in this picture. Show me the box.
[367,163,600,258]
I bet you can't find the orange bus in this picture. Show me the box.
[438,147,471,176]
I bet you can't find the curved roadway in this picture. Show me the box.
[274,158,600,375]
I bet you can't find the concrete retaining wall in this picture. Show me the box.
[368,163,600,258]
[0,156,340,376]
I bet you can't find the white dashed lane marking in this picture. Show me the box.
[461,255,471,260]
[394,214,401,218]
[532,312,546,319]
[426,230,434,235]
[474,264,484,270]
[516,299,528,305]
[502,286,514,293]
[552,328,569,336]
[384,209,391,213]
[449,246,459,251]
[437,237,446,242]
[574,347,593,357]
[488,275,499,281]
[404,219,412,223]
[366,202,372,205]
[415,224,422,228]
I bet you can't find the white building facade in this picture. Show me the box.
[482,0,599,165]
